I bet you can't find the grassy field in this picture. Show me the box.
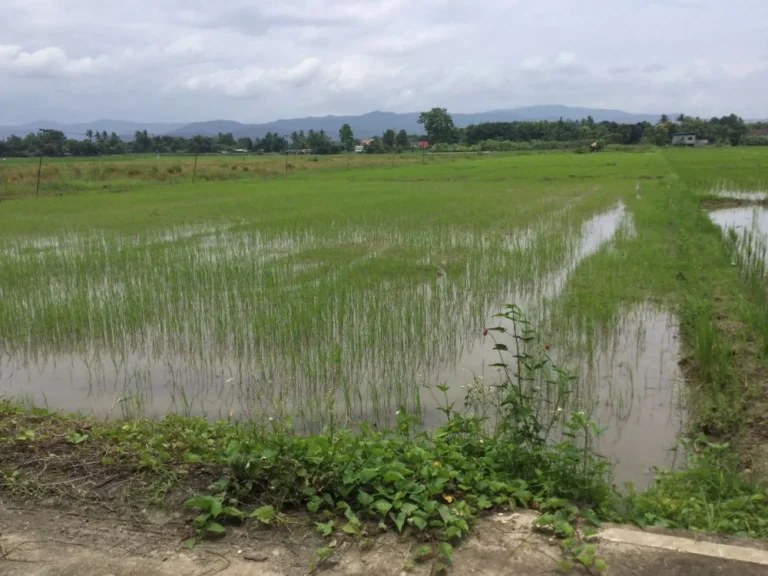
[0,148,767,475]
[0,151,486,199]
[5,147,768,566]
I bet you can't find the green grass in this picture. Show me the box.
[0,153,638,428]
[5,144,768,568]
[0,147,767,485]
[0,151,509,199]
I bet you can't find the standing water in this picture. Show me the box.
[0,203,684,486]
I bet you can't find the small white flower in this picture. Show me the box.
[557,407,563,412]
[396,410,401,415]
[225,377,233,384]
[268,417,274,422]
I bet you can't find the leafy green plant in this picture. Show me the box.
[534,498,605,573]
[183,494,243,545]
[171,305,613,571]
[250,505,276,525]
[66,431,89,445]
[624,436,768,538]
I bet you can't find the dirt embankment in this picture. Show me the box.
[5,504,768,575]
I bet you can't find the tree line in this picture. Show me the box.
[417,108,758,148]
[1,110,763,158]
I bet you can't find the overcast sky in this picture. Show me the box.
[1,0,766,124]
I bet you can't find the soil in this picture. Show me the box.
[699,197,768,210]
[4,504,768,575]
[4,410,768,575]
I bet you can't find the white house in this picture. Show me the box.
[671,132,707,146]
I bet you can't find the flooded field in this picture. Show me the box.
[709,203,768,238]
[0,152,691,486]
[709,199,768,277]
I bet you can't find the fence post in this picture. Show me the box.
[192,152,199,182]
[36,155,43,196]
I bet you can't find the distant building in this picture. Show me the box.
[359,138,375,146]
[416,140,429,149]
[234,149,249,153]
[354,145,364,153]
[671,132,707,146]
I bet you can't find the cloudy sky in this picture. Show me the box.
[1,0,766,124]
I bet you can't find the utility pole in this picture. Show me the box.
[192,150,199,182]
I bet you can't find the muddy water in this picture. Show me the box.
[0,203,684,487]
[580,307,684,486]
[430,304,684,488]
[709,205,768,237]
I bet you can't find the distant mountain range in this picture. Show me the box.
[0,106,665,140]
[0,120,185,140]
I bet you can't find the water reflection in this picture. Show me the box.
[709,205,768,238]
[0,202,682,487]
[429,304,684,488]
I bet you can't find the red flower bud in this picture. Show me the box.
[482,328,488,336]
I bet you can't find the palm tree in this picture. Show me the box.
[85,129,93,142]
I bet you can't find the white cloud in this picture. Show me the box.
[0,45,22,60]
[554,52,576,67]
[164,35,203,56]
[362,26,456,56]
[0,44,108,77]
[182,58,322,96]
[521,57,545,71]
[1,0,768,122]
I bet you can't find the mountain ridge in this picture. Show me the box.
[1,106,665,140]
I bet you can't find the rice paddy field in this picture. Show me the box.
[2,147,767,487]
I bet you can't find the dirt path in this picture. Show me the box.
[3,504,768,575]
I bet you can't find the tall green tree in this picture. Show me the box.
[395,129,409,149]
[382,129,396,148]
[236,137,253,150]
[339,123,355,151]
[417,108,457,144]
[133,130,151,153]
[290,130,307,149]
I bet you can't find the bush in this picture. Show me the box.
[623,436,768,537]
